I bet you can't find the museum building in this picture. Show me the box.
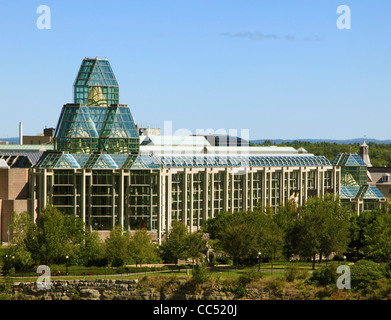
[2,57,387,244]
[23,57,343,243]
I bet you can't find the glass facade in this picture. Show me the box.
[332,153,386,213]
[54,105,139,155]
[73,58,119,106]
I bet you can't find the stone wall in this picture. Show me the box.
[12,278,239,300]
[13,279,162,300]
[12,278,314,300]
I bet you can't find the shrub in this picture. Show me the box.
[191,263,210,284]
[308,263,338,287]
[350,260,384,292]
[285,265,300,282]
[238,268,263,286]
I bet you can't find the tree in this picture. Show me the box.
[25,206,69,265]
[273,203,298,260]
[6,211,34,272]
[257,212,284,272]
[160,220,189,264]
[363,211,391,262]
[294,195,351,269]
[220,223,258,265]
[348,209,380,258]
[204,210,283,266]
[105,226,131,267]
[128,228,159,267]
[186,231,207,266]
[81,231,107,267]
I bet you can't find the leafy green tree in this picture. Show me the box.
[128,228,160,267]
[256,211,284,271]
[363,211,391,262]
[294,195,350,269]
[275,203,299,260]
[220,223,258,265]
[348,210,378,258]
[160,220,189,264]
[5,211,34,272]
[204,210,283,266]
[25,206,69,265]
[202,211,232,240]
[105,226,131,267]
[81,231,108,267]
[186,231,207,266]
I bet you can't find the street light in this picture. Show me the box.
[65,255,69,276]
[258,252,261,272]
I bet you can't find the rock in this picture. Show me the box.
[79,289,101,300]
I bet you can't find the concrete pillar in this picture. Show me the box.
[81,170,86,225]
[243,170,248,211]
[42,170,47,210]
[262,169,267,208]
[304,170,308,203]
[183,169,188,225]
[249,170,254,211]
[119,170,125,229]
[210,170,215,218]
[299,168,303,206]
[157,172,162,245]
[203,168,208,223]
[224,168,229,212]
[189,171,194,233]
[166,173,172,233]
[111,172,115,229]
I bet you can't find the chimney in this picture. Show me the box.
[19,122,23,145]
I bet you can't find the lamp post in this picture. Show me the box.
[258,252,261,272]
[65,256,69,276]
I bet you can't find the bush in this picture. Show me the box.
[350,260,384,292]
[238,268,263,286]
[0,276,13,300]
[191,264,210,284]
[308,263,338,287]
[285,265,300,282]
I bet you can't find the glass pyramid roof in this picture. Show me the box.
[73,58,119,106]
[74,58,118,88]
[339,186,385,199]
[331,154,367,166]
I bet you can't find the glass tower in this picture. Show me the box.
[54,57,139,155]
[73,57,119,106]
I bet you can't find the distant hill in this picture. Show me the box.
[251,138,391,145]
[0,137,19,144]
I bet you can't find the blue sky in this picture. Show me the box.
[1,0,390,141]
